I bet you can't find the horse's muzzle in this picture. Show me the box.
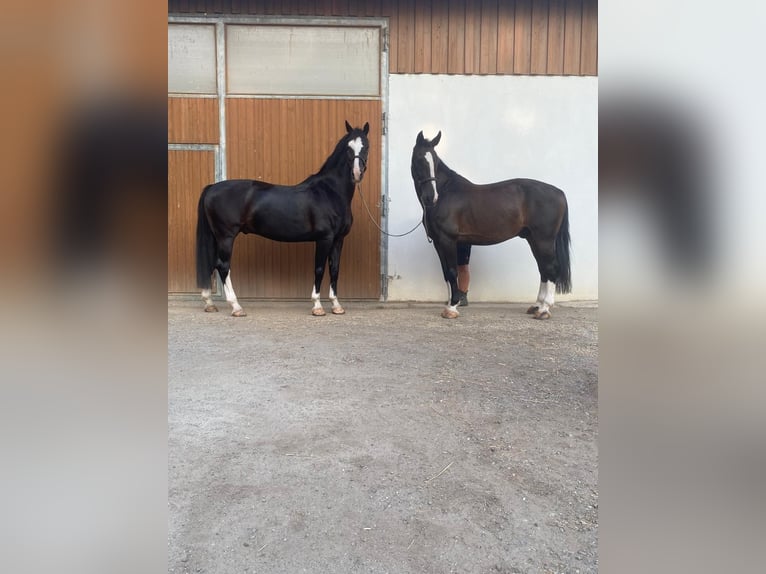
[419,177,438,204]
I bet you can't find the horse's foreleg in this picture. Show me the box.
[311,240,332,316]
[328,237,346,314]
[434,239,460,318]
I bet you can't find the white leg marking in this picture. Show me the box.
[223,273,243,313]
[201,288,213,307]
[535,281,546,306]
[311,286,323,311]
[348,137,363,182]
[329,286,342,309]
[424,152,439,203]
[538,280,556,313]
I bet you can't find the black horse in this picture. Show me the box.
[196,121,370,316]
[411,131,571,319]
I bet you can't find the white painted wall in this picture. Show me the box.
[384,74,598,302]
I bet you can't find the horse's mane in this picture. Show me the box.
[436,158,473,187]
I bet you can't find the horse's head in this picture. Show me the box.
[345,120,370,184]
[411,130,442,206]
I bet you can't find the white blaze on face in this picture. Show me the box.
[424,151,438,203]
[348,137,364,182]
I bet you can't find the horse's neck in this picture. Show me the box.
[335,178,356,204]
[313,171,355,203]
[438,162,470,187]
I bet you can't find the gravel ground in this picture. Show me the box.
[168,300,598,574]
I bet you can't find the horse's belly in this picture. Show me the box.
[244,224,318,243]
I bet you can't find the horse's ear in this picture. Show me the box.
[432,131,442,147]
[345,120,353,133]
[416,131,425,146]
[363,122,369,134]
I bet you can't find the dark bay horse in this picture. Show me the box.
[411,131,571,319]
[196,121,370,316]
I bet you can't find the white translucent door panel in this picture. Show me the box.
[168,24,217,94]
[226,25,380,97]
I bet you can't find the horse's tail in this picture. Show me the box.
[555,202,572,295]
[196,185,217,289]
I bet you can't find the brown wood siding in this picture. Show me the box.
[530,0,549,74]
[513,0,532,74]
[579,0,598,75]
[546,0,566,74]
[168,0,598,76]
[414,1,432,73]
[168,97,218,144]
[496,1,515,74]
[447,0,466,74]
[225,98,382,299]
[563,0,583,75]
[168,149,216,292]
[479,0,499,74]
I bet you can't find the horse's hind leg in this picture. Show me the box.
[524,236,544,315]
[201,288,218,312]
[311,239,333,316]
[527,235,558,320]
[216,236,246,317]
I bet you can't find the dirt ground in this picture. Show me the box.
[168,299,598,574]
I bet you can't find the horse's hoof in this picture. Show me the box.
[231,309,247,317]
[312,308,326,316]
[526,305,539,315]
[533,310,551,320]
[331,306,345,315]
[441,308,460,319]
[204,305,219,313]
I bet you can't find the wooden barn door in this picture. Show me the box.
[224,23,383,300]
[226,99,381,299]
[167,19,385,299]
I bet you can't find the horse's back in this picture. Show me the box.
[503,178,565,198]
[203,178,274,201]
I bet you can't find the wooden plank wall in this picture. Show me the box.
[168,97,219,143]
[168,0,598,76]
[225,98,382,299]
[168,149,216,292]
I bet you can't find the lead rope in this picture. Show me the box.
[355,181,425,238]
